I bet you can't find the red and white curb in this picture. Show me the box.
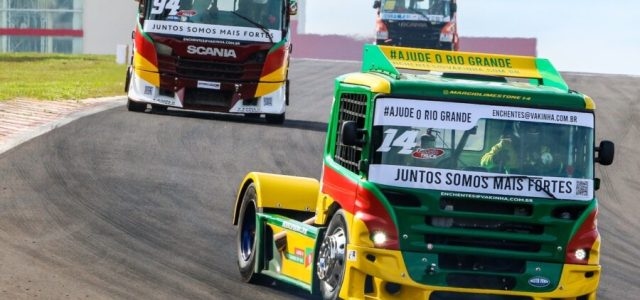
[0,97,126,155]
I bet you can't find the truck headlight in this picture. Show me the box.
[372,231,387,246]
[154,42,173,56]
[575,249,588,260]
[377,31,389,40]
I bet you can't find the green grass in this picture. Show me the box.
[0,53,128,101]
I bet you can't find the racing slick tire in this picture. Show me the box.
[236,184,261,283]
[127,99,147,112]
[317,209,349,300]
[151,104,168,113]
[265,113,285,125]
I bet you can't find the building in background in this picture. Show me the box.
[0,0,136,54]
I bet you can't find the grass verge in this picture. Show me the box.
[0,53,127,101]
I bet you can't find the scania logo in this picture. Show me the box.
[186,45,237,58]
[528,276,551,288]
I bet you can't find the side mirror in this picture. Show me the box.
[595,140,615,165]
[373,0,381,9]
[289,0,298,15]
[451,2,457,13]
[341,121,366,146]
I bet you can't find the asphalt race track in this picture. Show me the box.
[1,60,639,299]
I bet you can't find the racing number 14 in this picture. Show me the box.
[377,129,419,154]
[152,0,180,15]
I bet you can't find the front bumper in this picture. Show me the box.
[127,70,285,114]
[341,244,599,300]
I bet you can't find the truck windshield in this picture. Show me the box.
[369,98,596,201]
[380,0,452,21]
[144,0,283,42]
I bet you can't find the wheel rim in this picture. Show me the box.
[317,226,347,292]
[240,203,256,262]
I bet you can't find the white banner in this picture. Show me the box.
[374,98,594,130]
[368,164,594,201]
[381,13,450,23]
[144,20,282,43]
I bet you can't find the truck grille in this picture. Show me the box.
[382,189,579,265]
[385,22,443,48]
[157,55,263,82]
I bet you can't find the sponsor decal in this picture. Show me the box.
[374,98,594,129]
[347,250,357,262]
[378,45,542,78]
[369,165,594,201]
[236,107,259,113]
[144,86,154,96]
[285,248,305,264]
[305,248,314,268]
[187,45,237,58]
[381,13,449,23]
[282,221,308,235]
[197,80,221,90]
[412,148,445,160]
[144,20,282,43]
[528,276,551,288]
[177,10,197,17]
[441,192,533,204]
[263,97,273,107]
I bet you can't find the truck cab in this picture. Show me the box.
[233,45,614,300]
[126,0,298,124]
[374,0,458,50]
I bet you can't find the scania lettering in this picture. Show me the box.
[125,0,298,124]
[373,0,458,50]
[232,45,615,299]
[186,45,238,58]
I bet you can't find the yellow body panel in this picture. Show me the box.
[256,64,288,97]
[338,207,599,299]
[588,235,601,265]
[133,52,160,87]
[134,51,159,73]
[269,223,316,284]
[313,193,336,226]
[340,244,599,300]
[233,172,319,224]
[342,73,392,94]
[584,95,597,110]
[378,45,543,79]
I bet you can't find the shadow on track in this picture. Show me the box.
[143,108,328,133]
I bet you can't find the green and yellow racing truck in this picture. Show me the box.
[232,45,615,300]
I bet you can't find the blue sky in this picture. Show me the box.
[304,0,640,75]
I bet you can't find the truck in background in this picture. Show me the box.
[232,44,615,299]
[374,0,458,50]
[126,0,298,124]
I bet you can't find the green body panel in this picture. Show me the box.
[254,213,322,293]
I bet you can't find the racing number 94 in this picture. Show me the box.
[151,0,180,15]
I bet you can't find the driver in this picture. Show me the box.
[480,122,557,174]
[238,0,280,27]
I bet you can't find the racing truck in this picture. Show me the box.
[373,0,458,50]
[233,44,615,299]
[125,0,298,124]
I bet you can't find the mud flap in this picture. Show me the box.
[255,213,323,293]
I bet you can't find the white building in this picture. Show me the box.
[0,0,137,54]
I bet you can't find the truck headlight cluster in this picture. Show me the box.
[372,231,387,246]
[575,249,588,261]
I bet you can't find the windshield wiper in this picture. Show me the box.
[230,11,274,44]
[482,175,558,200]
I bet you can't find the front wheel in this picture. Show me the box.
[317,209,349,300]
[236,184,260,283]
[265,113,285,125]
[127,99,147,112]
